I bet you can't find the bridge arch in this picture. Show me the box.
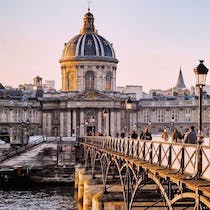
[147,172,172,209]
[171,192,210,209]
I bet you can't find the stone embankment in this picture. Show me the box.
[0,138,80,185]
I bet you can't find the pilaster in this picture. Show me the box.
[98,110,102,133]
[60,112,64,136]
[67,111,71,136]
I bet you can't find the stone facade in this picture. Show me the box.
[0,94,41,145]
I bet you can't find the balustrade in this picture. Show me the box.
[83,136,210,181]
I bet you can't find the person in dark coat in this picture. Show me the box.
[131,131,138,139]
[140,128,152,140]
[184,126,197,144]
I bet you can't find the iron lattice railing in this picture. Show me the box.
[82,136,210,181]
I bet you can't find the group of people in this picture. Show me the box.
[123,125,197,144]
[161,125,197,144]
[127,128,152,140]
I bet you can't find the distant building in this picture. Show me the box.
[150,69,190,98]
[44,80,55,91]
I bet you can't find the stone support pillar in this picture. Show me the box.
[83,178,92,210]
[78,168,86,202]
[92,192,103,210]
[98,110,102,133]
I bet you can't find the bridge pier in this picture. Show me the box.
[75,165,127,210]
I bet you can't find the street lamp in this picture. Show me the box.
[103,110,108,118]
[21,119,30,145]
[194,60,209,139]
[193,60,208,180]
[170,116,175,131]
[103,109,111,136]
[148,120,152,132]
[125,97,132,111]
[125,97,132,137]
[90,116,95,136]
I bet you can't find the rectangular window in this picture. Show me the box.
[157,110,164,123]
[143,109,150,123]
[185,109,191,122]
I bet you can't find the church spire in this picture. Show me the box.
[175,68,186,89]
[81,8,95,34]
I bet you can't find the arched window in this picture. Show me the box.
[85,71,95,90]
[106,72,112,91]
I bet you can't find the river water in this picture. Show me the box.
[0,184,77,210]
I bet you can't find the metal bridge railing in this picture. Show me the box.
[83,136,210,181]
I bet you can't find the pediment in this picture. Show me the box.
[69,89,118,101]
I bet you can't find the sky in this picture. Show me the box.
[0,0,210,92]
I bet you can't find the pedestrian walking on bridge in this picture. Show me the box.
[184,126,197,144]
[140,127,152,140]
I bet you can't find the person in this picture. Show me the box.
[131,131,138,139]
[171,128,182,143]
[184,126,197,144]
[120,132,125,138]
[140,127,152,140]
[161,129,168,141]
[183,128,189,140]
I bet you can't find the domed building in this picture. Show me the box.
[60,9,118,92]
[40,10,133,138]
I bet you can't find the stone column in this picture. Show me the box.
[117,111,121,135]
[47,113,52,136]
[9,109,13,123]
[9,127,13,144]
[98,110,102,133]
[80,110,84,136]
[60,111,64,136]
[67,111,71,136]
[42,113,47,136]
[73,109,77,135]
[105,112,109,136]
[113,67,116,91]
[110,110,115,137]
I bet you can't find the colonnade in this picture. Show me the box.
[42,108,137,137]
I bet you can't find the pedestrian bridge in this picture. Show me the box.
[80,136,210,209]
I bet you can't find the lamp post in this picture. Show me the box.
[194,60,209,140]
[170,116,175,131]
[21,119,30,145]
[103,110,109,136]
[125,97,132,137]
[90,116,95,136]
[148,120,152,132]
[192,60,208,180]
